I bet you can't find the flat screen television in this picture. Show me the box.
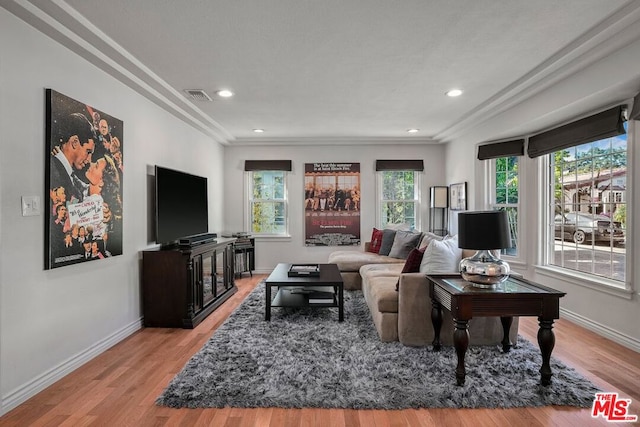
[155,165,209,245]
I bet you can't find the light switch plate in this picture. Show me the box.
[22,196,41,216]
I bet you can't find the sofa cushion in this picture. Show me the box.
[388,230,422,259]
[418,231,445,250]
[364,275,399,313]
[367,228,384,254]
[419,236,462,273]
[378,229,397,256]
[395,247,425,290]
[360,263,404,277]
[328,250,404,272]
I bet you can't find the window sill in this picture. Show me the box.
[534,265,633,300]
[253,234,292,242]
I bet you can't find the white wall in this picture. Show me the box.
[445,39,640,351]
[0,9,224,413]
[224,144,446,271]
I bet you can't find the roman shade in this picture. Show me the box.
[244,160,292,171]
[375,160,424,171]
[630,91,640,121]
[477,139,525,160]
[527,105,627,158]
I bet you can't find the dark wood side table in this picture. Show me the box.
[426,274,566,386]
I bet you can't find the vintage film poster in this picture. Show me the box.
[45,89,124,269]
[304,163,361,246]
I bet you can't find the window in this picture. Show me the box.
[378,170,420,229]
[247,170,288,235]
[491,156,519,256]
[547,122,627,282]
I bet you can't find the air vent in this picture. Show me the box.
[184,89,213,102]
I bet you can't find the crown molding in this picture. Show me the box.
[2,0,234,144]
[435,0,640,143]
[229,136,438,147]
[5,0,640,146]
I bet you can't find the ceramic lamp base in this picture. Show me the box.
[459,249,510,288]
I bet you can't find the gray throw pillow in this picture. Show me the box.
[388,230,422,259]
[378,229,397,256]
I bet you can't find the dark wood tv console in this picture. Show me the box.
[141,238,237,328]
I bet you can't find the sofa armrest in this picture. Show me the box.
[397,272,438,346]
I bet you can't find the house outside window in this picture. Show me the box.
[378,170,420,229]
[247,170,288,235]
[491,156,519,256]
[547,123,627,283]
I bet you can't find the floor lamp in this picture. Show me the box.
[429,186,448,236]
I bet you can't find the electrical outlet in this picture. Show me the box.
[21,196,41,216]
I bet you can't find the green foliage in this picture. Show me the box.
[614,204,626,228]
[495,157,518,204]
[381,171,416,228]
[251,171,286,233]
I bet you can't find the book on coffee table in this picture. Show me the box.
[307,286,336,303]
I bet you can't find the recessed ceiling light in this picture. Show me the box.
[216,89,234,98]
[407,129,419,133]
[446,89,463,97]
[253,129,265,133]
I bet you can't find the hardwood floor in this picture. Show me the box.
[2,275,639,426]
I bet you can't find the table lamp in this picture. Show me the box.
[457,211,512,287]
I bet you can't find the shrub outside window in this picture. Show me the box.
[248,171,287,235]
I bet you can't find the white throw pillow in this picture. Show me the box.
[419,236,462,274]
[418,231,444,250]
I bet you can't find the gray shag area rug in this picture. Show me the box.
[157,284,599,409]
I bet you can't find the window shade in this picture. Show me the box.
[375,160,424,171]
[477,139,525,160]
[527,105,626,158]
[244,160,292,171]
[630,92,640,121]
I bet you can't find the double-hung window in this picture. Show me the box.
[491,156,519,256]
[375,160,423,230]
[527,105,629,285]
[245,160,291,236]
[479,139,525,258]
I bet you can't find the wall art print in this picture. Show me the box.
[304,162,361,246]
[449,182,467,211]
[45,89,124,269]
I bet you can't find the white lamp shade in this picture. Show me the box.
[430,186,448,208]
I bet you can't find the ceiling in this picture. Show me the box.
[5,0,640,145]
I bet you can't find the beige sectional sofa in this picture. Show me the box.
[328,240,519,347]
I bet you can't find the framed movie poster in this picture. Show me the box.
[304,163,361,246]
[449,182,467,211]
[45,89,124,269]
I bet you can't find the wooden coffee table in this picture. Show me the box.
[426,274,566,386]
[265,263,344,321]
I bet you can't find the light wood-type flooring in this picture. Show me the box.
[1,274,639,426]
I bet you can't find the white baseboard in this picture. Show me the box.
[560,307,640,353]
[1,318,143,416]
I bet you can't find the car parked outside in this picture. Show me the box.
[554,212,625,245]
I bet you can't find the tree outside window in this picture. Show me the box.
[492,156,519,256]
[549,124,627,282]
[379,171,419,229]
[249,171,287,235]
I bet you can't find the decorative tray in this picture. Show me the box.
[288,264,320,277]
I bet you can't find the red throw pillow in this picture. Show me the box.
[368,228,383,253]
[396,247,426,291]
